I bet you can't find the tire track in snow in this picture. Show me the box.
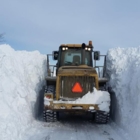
[22,112,126,140]
[22,116,126,140]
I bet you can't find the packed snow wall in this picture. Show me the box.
[0,44,47,140]
[106,47,140,139]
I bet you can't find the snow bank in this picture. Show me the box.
[106,47,140,139]
[0,44,47,140]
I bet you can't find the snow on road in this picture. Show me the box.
[1,44,140,140]
[22,118,126,140]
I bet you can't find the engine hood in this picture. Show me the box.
[58,65,97,75]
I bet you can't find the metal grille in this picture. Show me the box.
[60,76,95,98]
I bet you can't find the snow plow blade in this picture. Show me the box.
[44,102,99,111]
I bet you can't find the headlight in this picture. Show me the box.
[85,47,91,51]
[62,47,68,50]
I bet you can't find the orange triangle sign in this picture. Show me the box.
[72,82,83,93]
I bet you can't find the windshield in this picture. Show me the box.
[60,48,92,66]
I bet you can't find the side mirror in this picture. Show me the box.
[94,51,100,60]
[53,51,59,60]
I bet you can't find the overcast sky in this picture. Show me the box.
[0,0,140,54]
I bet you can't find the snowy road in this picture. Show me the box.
[23,116,126,140]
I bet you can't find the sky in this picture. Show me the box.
[0,0,140,55]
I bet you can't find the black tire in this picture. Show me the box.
[44,85,55,94]
[95,111,110,124]
[95,89,111,124]
[44,85,58,122]
[43,110,57,122]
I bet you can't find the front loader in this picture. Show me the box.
[43,41,110,123]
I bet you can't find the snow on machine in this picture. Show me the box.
[43,41,111,123]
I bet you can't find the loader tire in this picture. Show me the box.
[44,85,55,94]
[95,111,110,124]
[43,110,57,122]
[43,85,58,122]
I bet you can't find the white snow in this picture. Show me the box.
[44,97,52,106]
[106,46,140,140]
[0,44,47,140]
[1,44,140,140]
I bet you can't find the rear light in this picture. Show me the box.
[45,95,51,99]
[72,82,83,93]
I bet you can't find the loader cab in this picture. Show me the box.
[55,44,93,68]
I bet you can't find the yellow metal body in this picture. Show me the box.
[45,66,100,111]
[44,41,101,112]
[56,66,99,100]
